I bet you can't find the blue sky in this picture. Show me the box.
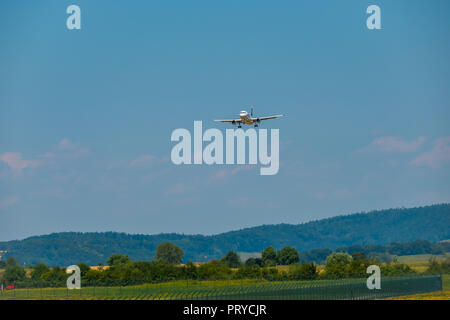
[1,1,449,241]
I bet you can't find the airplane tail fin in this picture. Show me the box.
[251,107,253,117]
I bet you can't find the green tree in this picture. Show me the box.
[6,257,19,268]
[245,258,263,267]
[183,261,198,279]
[31,263,50,282]
[107,254,131,266]
[3,265,26,284]
[261,267,279,281]
[381,263,416,276]
[425,257,450,275]
[426,258,441,274]
[221,251,241,268]
[41,266,68,286]
[325,252,353,278]
[77,262,90,277]
[85,269,102,284]
[440,258,450,274]
[197,260,232,280]
[351,252,368,261]
[155,242,184,264]
[234,265,262,279]
[326,252,353,266]
[262,246,277,266]
[276,247,300,265]
[289,262,317,280]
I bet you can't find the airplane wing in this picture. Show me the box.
[213,119,242,123]
[255,114,284,121]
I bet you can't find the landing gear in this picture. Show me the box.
[238,125,242,128]
[254,124,258,128]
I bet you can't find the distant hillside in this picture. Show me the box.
[298,239,450,264]
[1,204,449,266]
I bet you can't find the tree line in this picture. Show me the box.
[1,242,449,288]
[1,204,448,266]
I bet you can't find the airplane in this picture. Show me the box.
[214,107,284,128]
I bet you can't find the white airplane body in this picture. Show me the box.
[214,108,284,128]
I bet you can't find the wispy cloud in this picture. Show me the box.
[358,136,426,153]
[58,138,75,150]
[56,138,89,158]
[0,138,88,176]
[0,195,19,209]
[0,152,41,174]
[411,136,450,169]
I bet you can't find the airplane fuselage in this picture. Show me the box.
[239,110,254,125]
[214,108,282,127]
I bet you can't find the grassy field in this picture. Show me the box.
[383,255,450,299]
[0,279,267,300]
[442,274,450,290]
[396,253,449,272]
[0,278,344,300]
[402,260,430,273]
[1,256,448,300]
[0,275,444,300]
[385,290,450,300]
[396,253,450,263]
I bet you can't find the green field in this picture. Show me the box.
[2,256,448,300]
[385,290,450,300]
[443,274,450,290]
[0,275,443,300]
[396,253,450,263]
[1,279,267,300]
[396,253,449,273]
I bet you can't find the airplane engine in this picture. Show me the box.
[232,120,236,125]
[256,118,261,123]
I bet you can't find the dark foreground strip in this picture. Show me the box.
[1,300,447,319]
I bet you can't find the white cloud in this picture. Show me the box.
[56,138,89,157]
[411,136,450,168]
[359,136,426,153]
[0,139,88,176]
[0,152,41,174]
[58,138,75,150]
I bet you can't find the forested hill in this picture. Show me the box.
[1,204,449,266]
